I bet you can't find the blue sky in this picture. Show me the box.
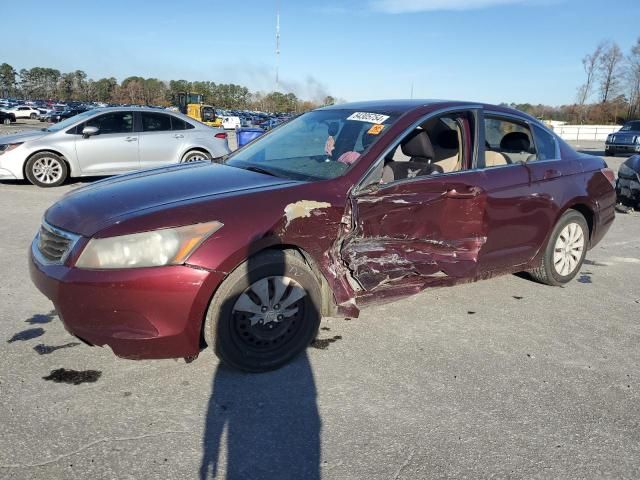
[1,0,639,105]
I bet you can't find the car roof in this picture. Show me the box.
[319,99,539,123]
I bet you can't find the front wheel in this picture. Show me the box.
[204,250,322,372]
[181,150,211,163]
[30,113,37,119]
[3,117,10,125]
[25,152,68,187]
[528,209,588,286]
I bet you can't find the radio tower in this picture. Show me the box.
[275,1,280,91]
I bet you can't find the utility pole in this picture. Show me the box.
[275,0,280,92]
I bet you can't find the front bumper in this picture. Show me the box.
[0,168,17,180]
[617,175,640,204]
[605,143,640,153]
[29,238,225,359]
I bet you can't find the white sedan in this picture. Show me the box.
[0,107,231,187]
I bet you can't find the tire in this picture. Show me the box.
[30,113,37,119]
[3,118,10,125]
[204,250,322,372]
[528,209,588,286]
[181,149,211,163]
[25,152,68,188]
[608,148,616,157]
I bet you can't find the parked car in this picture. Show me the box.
[605,120,640,156]
[0,107,230,187]
[221,115,241,130]
[0,110,16,125]
[29,100,616,372]
[259,118,281,131]
[6,105,41,119]
[47,108,89,123]
[616,154,640,207]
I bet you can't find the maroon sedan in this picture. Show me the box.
[30,100,616,371]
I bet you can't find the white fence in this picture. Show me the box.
[551,124,621,142]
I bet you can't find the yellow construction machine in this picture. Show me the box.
[177,92,222,128]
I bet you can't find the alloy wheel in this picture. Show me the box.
[183,152,208,162]
[32,157,63,185]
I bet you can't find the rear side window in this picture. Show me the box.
[483,117,536,167]
[142,112,171,132]
[171,116,186,130]
[531,124,558,161]
[171,116,195,130]
[85,112,133,134]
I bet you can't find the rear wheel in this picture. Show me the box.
[528,210,588,286]
[29,113,37,119]
[3,117,10,125]
[204,250,321,372]
[25,152,68,188]
[181,149,211,163]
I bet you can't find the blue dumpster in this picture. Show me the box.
[236,127,265,148]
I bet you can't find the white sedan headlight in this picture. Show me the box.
[75,221,223,269]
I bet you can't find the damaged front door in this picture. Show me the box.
[341,172,488,293]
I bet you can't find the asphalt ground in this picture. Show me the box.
[0,121,639,479]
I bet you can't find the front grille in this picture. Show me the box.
[612,134,635,145]
[36,222,79,264]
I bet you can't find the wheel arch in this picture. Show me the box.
[180,147,211,161]
[197,242,338,351]
[24,149,74,178]
[566,203,594,242]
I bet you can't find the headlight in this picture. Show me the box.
[75,221,223,269]
[0,142,23,155]
[634,135,640,144]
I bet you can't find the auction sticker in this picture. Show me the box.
[367,124,385,135]
[347,112,390,124]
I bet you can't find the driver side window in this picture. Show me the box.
[378,112,470,185]
[85,112,134,135]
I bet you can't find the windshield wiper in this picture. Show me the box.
[243,165,281,178]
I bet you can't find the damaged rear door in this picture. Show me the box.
[341,172,488,292]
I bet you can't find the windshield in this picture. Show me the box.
[201,106,216,122]
[45,109,96,132]
[621,121,640,131]
[226,108,400,181]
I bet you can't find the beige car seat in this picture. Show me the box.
[433,130,461,173]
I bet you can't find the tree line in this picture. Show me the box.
[511,37,640,124]
[0,63,334,113]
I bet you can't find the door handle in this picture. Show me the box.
[543,169,562,180]
[125,136,137,142]
[174,134,184,139]
[444,186,482,199]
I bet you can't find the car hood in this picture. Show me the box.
[621,154,640,173]
[45,162,298,236]
[0,130,49,144]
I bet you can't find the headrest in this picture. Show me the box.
[437,130,459,149]
[500,132,531,152]
[401,130,435,160]
[362,133,376,150]
[327,122,339,136]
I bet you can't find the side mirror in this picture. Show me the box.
[82,126,99,138]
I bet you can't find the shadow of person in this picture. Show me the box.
[200,247,321,479]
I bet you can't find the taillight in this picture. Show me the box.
[601,167,616,186]
[215,132,227,139]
